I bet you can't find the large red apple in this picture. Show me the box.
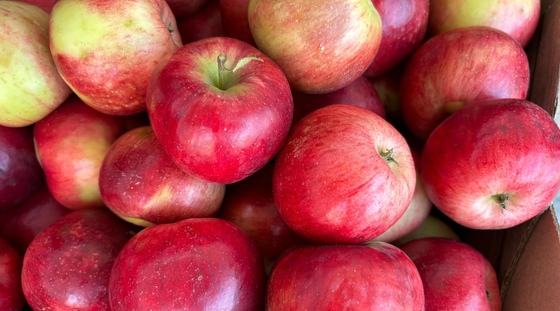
[109,218,265,310]
[400,26,530,140]
[99,125,226,227]
[273,104,416,244]
[0,237,25,311]
[21,209,137,311]
[248,0,383,94]
[177,0,224,44]
[421,98,560,229]
[219,0,255,45]
[400,237,501,310]
[266,243,424,310]
[146,36,293,184]
[49,0,183,115]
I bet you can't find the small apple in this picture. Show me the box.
[248,0,383,94]
[273,104,416,244]
[177,0,225,44]
[0,1,71,127]
[368,67,404,127]
[394,214,460,246]
[0,236,25,311]
[219,0,255,45]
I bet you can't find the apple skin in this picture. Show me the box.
[34,95,130,210]
[273,104,416,244]
[0,236,25,311]
[0,188,72,253]
[428,0,540,47]
[364,0,429,77]
[146,36,293,184]
[421,98,560,230]
[21,209,138,311]
[266,243,424,310]
[0,125,45,211]
[394,214,460,246]
[248,0,383,94]
[109,218,265,311]
[99,125,226,227]
[368,67,404,127]
[165,0,206,20]
[18,0,56,12]
[49,0,183,115]
[400,26,530,141]
[0,1,72,127]
[400,237,501,310]
[219,0,255,45]
[177,0,225,44]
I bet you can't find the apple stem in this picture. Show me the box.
[380,148,399,165]
[492,193,510,210]
[217,54,232,90]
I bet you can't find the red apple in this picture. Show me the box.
[49,0,183,115]
[248,0,383,94]
[0,237,25,311]
[421,98,560,229]
[166,0,206,20]
[109,218,265,310]
[400,26,530,140]
[364,0,429,77]
[146,36,293,184]
[34,95,130,210]
[21,209,137,311]
[368,66,404,127]
[400,237,501,310]
[394,214,460,246]
[177,0,225,44]
[219,0,255,45]
[266,243,424,310]
[99,125,226,227]
[273,104,416,244]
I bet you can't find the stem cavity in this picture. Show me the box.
[216,54,263,90]
[492,193,510,210]
[380,148,399,166]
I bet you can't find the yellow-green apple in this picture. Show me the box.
[394,214,460,246]
[400,237,501,310]
[49,0,183,115]
[21,209,137,311]
[109,218,265,310]
[421,98,560,230]
[219,0,255,45]
[0,1,71,127]
[248,0,383,94]
[273,104,416,244]
[266,243,424,310]
[291,75,385,127]
[0,125,45,211]
[33,96,131,210]
[0,237,25,311]
[165,0,206,20]
[428,0,540,47]
[146,36,293,184]
[99,125,226,227]
[400,26,530,140]
[177,0,224,44]
[364,0,429,77]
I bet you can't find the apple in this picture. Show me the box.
[248,0,383,94]
[109,218,265,310]
[428,0,540,47]
[291,75,385,126]
[400,237,501,310]
[368,66,404,127]
[421,98,560,230]
[394,214,460,246]
[0,236,25,311]
[99,125,226,227]
[146,36,293,184]
[177,0,225,44]
[34,95,130,210]
[18,0,57,13]
[266,243,424,310]
[364,0,429,77]
[400,26,530,140]
[219,0,255,45]
[21,209,137,311]
[273,104,416,244]
[166,0,206,20]
[0,188,72,253]
[49,0,183,115]
[0,1,71,127]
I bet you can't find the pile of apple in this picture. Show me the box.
[0,0,556,310]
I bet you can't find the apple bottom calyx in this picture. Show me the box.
[379,148,399,165]
[216,54,263,90]
[492,193,510,210]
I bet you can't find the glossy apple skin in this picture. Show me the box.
[99,125,226,227]
[364,0,429,77]
[49,0,182,115]
[0,188,72,253]
[34,95,130,210]
[421,98,560,230]
[428,0,540,47]
[400,237,501,310]
[165,0,206,20]
[0,237,25,311]
[146,36,293,184]
[177,0,225,44]
[266,243,424,310]
[273,104,416,244]
[109,218,265,311]
[248,0,382,94]
[400,26,530,140]
[0,125,45,211]
[219,0,255,45]
[21,209,137,311]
